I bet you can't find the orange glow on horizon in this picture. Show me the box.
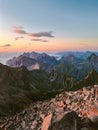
[0,31,98,53]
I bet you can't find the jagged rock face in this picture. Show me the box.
[6,55,37,68]
[23,52,58,65]
[48,111,82,130]
[6,52,58,71]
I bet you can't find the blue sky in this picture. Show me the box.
[0,0,98,52]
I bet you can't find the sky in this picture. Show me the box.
[0,0,98,53]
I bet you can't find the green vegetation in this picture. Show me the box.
[0,63,98,117]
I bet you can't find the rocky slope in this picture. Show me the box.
[0,85,98,130]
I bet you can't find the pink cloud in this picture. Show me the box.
[29,31,54,38]
[12,26,27,34]
[12,26,54,40]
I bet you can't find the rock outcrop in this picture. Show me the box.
[48,111,82,130]
[0,85,98,130]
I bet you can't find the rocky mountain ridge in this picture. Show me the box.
[0,85,98,130]
[6,52,58,71]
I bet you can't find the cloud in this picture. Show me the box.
[31,39,48,42]
[0,44,11,47]
[15,36,24,40]
[29,31,54,38]
[12,26,27,34]
[12,26,54,40]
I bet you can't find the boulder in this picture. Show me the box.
[42,113,52,130]
[48,111,82,130]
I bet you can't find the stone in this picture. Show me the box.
[21,120,26,129]
[57,101,64,107]
[65,98,71,104]
[31,120,38,129]
[41,113,52,130]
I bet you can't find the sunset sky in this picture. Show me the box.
[0,0,98,53]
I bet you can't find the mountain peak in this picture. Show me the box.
[88,53,98,66]
[89,53,97,60]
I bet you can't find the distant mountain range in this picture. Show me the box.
[56,51,98,59]
[6,51,98,81]
[55,53,98,81]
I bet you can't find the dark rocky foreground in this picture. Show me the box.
[0,85,98,130]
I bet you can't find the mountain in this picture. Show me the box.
[49,70,74,90]
[0,63,75,116]
[49,69,98,91]
[88,53,98,70]
[54,53,98,81]
[0,62,98,129]
[6,51,58,71]
[56,51,98,59]
[23,51,58,65]
[6,51,98,82]
[60,54,78,63]
[0,63,53,116]
[6,55,38,70]
[1,51,98,129]
[73,70,98,90]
